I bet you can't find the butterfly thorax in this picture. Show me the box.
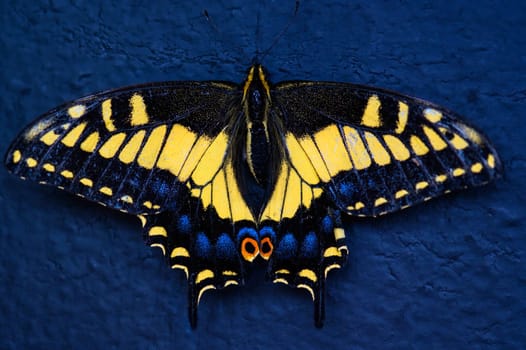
[242,65,273,186]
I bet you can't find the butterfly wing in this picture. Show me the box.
[274,81,502,217]
[257,81,502,326]
[4,81,255,326]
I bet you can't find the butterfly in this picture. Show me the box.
[4,64,502,327]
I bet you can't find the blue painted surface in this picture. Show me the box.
[1,1,525,349]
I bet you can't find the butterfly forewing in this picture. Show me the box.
[274,82,502,217]
[4,81,247,215]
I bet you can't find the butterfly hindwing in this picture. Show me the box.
[4,80,258,325]
[274,82,502,217]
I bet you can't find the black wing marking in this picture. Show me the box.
[274,81,502,217]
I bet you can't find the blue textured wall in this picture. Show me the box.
[1,1,525,349]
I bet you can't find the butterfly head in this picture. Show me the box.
[242,64,271,102]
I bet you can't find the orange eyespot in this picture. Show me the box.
[241,237,259,262]
[259,236,274,260]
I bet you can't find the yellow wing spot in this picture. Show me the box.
[129,94,149,126]
[25,119,55,141]
[191,131,228,186]
[298,269,318,283]
[42,163,55,172]
[178,136,212,181]
[323,247,342,258]
[210,170,230,219]
[410,135,429,156]
[361,94,382,128]
[99,133,126,159]
[275,269,291,274]
[26,158,37,167]
[285,133,320,185]
[197,285,216,304]
[395,189,409,199]
[458,124,483,145]
[143,201,153,209]
[439,128,469,150]
[222,270,238,276]
[313,125,352,176]
[383,135,410,161]
[199,184,212,209]
[423,108,443,123]
[313,187,323,198]
[150,243,166,256]
[334,227,345,241]
[120,195,133,203]
[423,126,447,151]
[487,154,496,168]
[374,197,388,207]
[301,182,313,208]
[471,162,483,173]
[67,104,86,119]
[297,284,315,300]
[61,122,87,147]
[415,181,429,190]
[40,130,61,146]
[261,163,288,221]
[12,150,21,164]
[149,226,167,237]
[137,215,147,227]
[435,174,448,183]
[343,126,371,170]
[325,264,341,278]
[355,201,365,210]
[171,247,190,258]
[99,186,113,196]
[152,204,160,210]
[298,135,331,182]
[224,162,255,222]
[171,264,189,279]
[273,278,289,285]
[196,269,215,284]
[157,124,198,177]
[60,170,74,178]
[453,168,465,177]
[80,178,93,187]
[137,125,167,169]
[119,130,145,163]
[101,99,116,131]
[224,280,239,287]
[80,132,100,153]
[395,101,409,133]
[282,166,302,219]
[364,132,391,166]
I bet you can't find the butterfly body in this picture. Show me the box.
[4,64,502,328]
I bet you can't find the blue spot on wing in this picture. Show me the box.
[321,215,334,234]
[216,233,237,260]
[275,233,298,258]
[177,215,191,234]
[195,232,212,258]
[237,227,258,243]
[300,232,319,258]
[259,226,276,240]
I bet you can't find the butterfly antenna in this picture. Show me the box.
[256,0,300,63]
[203,9,220,33]
[203,9,249,64]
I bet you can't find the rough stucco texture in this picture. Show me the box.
[1,1,525,349]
